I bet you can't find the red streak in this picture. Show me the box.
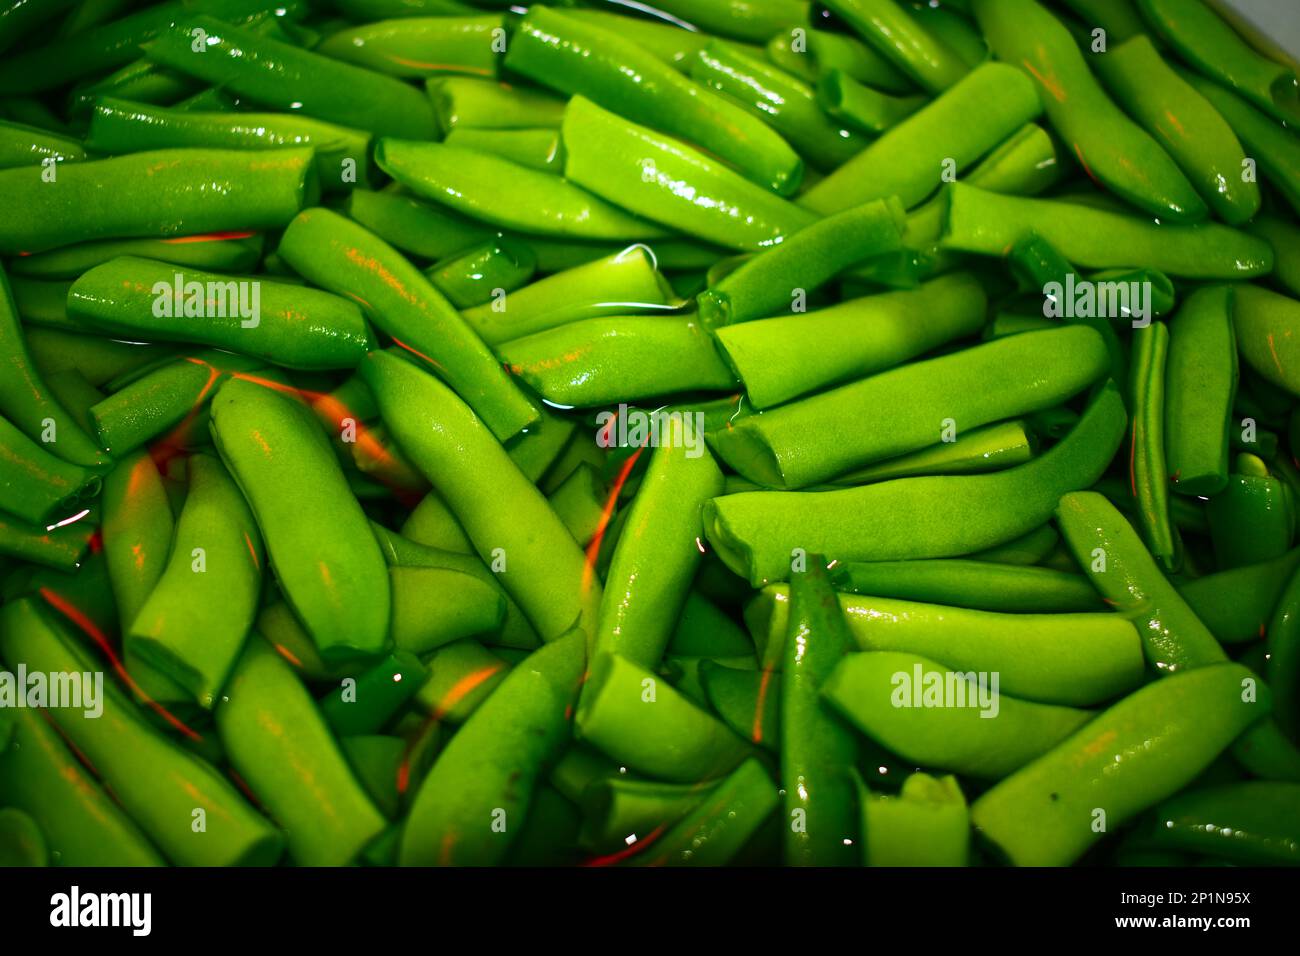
[583,448,644,592]
[583,824,668,866]
[752,666,774,744]
[162,231,257,244]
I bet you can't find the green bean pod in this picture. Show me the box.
[361,350,599,640]
[576,652,751,783]
[217,637,386,865]
[710,324,1106,489]
[974,0,1205,221]
[443,127,562,174]
[1247,215,1300,298]
[344,187,494,261]
[836,559,1103,613]
[971,662,1265,866]
[1206,468,1294,569]
[90,351,264,455]
[705,380,1126,585]
[1136,0,1300,124]
[815,69,925,134]
[278,207,538,441]
[317,650,427,736]
[831,420,1034,485]
[1143,782,1300,865]
[425,237,535,310]
[315,15,502,78]
[144,16,436,139]
[507,8,803,195]
[428,75,567,131]
[1177,69,1300,216]
[0,118,86,168]
[85,97,372,193]
[798,27,915,92]
[690,39,867,171]
[1056,490,1225,672]
[0,708,164,866]
[390,566,505,655]
[1128,321,1179,571]
[1233,285,1300,398]
[800,62,1041,215]
[631,757,779,866]
[821,0,969,93]
[0,147,316,256]
[128,454,263,708]
[0,413,99,525]
[697,198,905,327]
[0,598,284,865]
[646,0,807,44]
[1266,565,1300,744]
[701,661,779,751]
[500,316,737,409]
[1178,547,1300,645]
[0,511,93,570]
[210,377,391,661]
[11,232,265,281]
[400,630,585,865]
[377,139,669,242]
[561,96,817,252]
[594,425,724,666]
[781,559,859,865]
[1094,35,1260,224]
[1164,285,1237,495]
[564,9,712,73]
[578,778,716,853]
[715,271,986,409]
[861,771,969,866]
[461,245,674,345]
[941,184,1272,277]
[67,256,371,370]
[822,650,1093,778]
[412,639,510,723]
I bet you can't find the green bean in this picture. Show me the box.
[1206,467,1294,569]
[705,379,1126,585]
[822,650,1093,778]
[1136,0,1300,124]
[278,207,539,441]
[500,316,736,409]
[709,324,1106,489]
[0,118,86,168]
[941,183,1272,277]
[563,9,712,74]
[1178,548,1300,646]
[1267,565,1300,743]
[700,660,779,752]
[361,350,599,640]
[689,39,868,172]
[781,559,858,865]
[796,27,914,92]
[975,0,1204,221]
[426,237,536,309]
[1174,68,1300,217]
[0,597,284,865]
[714,272,986,409]
[576,652,751,783]
[427,76,567,131]
[646,0,807,44]
[1232,284,1300,398]
[546,462,605,546]
[507,8,803,195]
[1164,285,1237,495]
[377,139,670,242]
[831,420,1035,485]
[344,187,493,261]
[697,198,905,327]
[315,15,502,78]
[0,147,316,256]
[412,639,510,723]
[217,637,386,865]
[0,413,99,525]
[1246,215,1300,298]
[972,661,1265,866]
[400,630,584,865]
[630,757,778,866]
[85,97,372,193]
[389,566,505,656]
[800,62,1040,215]
[860,771,969,866]
[1128,321,1179,571]
[0,708,164,866]
[506,408,577,483]
[11,232,265,281]
[560,95,817,252]
[1058,0,1147,41]
[318,649,426,736]
[0,509,93,570]
[578,778,716,853]
[815,69,925,134]
[668,592,754,659]
[211,377,390,661]
[144,15,435,139]
[1144,782,1300,865]
[443,127,561,174]
[821,0,969,93]
[834,559,1104,613]
[1094,34,1260,224]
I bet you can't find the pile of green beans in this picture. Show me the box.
[1,0,1299,870]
